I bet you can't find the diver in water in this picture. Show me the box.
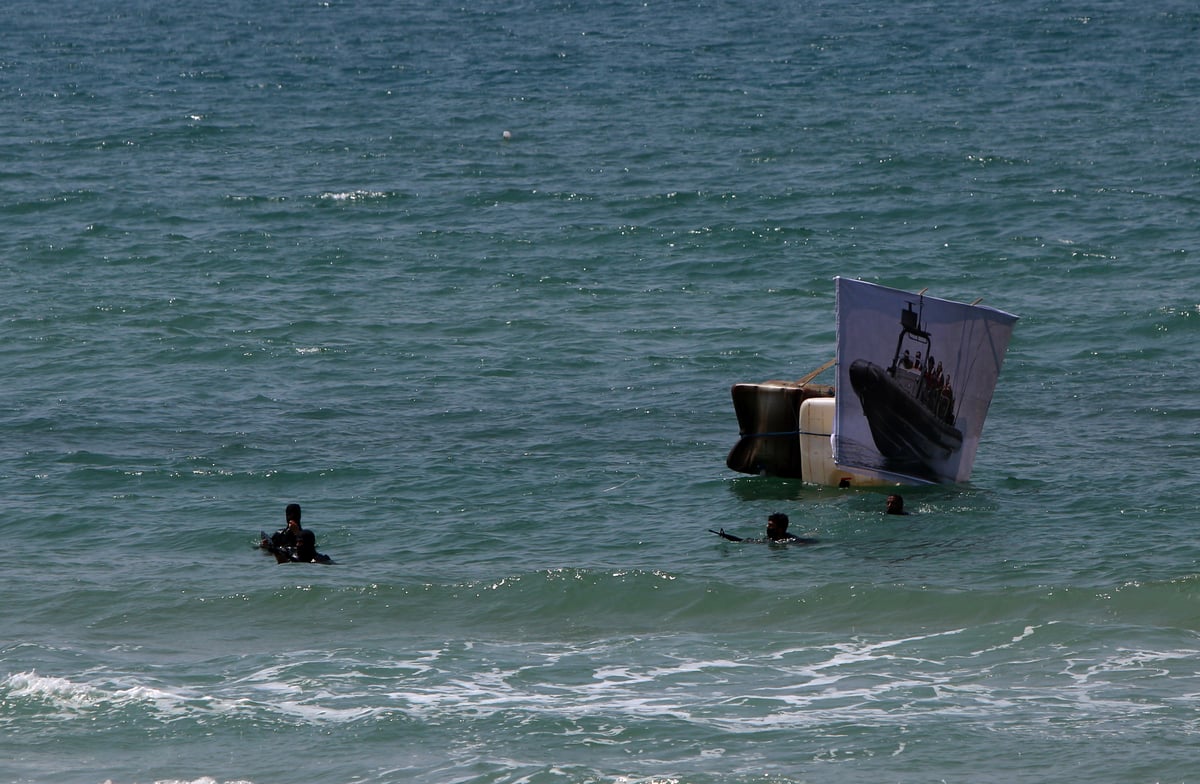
[710,512,818,545]
[260,503,332,563]
[292,528,320,562]
[885,494,909,515]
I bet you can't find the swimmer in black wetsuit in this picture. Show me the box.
[293,529,319,562]
[765,512,818,543]
[261,503,332,563]
[710,512,818,545]
[885,494,909,515]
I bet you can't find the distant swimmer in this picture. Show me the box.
[709,512,818,545]
[260,503,333,564]
[885,494,909,515]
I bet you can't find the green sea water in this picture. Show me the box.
[3,1,1200,782]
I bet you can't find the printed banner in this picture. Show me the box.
[833,277,1018,484]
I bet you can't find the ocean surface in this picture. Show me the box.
[3,1,1199,782]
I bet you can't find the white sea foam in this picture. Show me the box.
[2,671,251,721]
[10,624,1196,745]
[101,779,255,784]
[317,190,389,202]
[4,671,97,707]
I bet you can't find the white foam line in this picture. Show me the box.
[12,631,1198,734]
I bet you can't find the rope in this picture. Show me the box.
[795,357,836,386]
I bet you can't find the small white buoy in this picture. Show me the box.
[502,130,512,140]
